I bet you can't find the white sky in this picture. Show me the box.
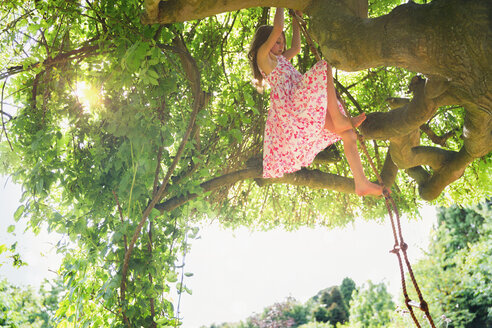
[0,174,436,327]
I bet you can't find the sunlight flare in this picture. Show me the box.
[74,81,101,112]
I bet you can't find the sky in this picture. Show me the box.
[0,174,437,328]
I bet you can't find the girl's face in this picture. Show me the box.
[270,35,285,56]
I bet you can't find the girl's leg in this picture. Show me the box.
[339,129,383,196]
[324,65,365,134]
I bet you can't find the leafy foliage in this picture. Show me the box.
[341,281,395,328]
[407,201,492,328]
[0,278,62,328]
[312,286,349,326]
[0,0,490,326]
[339,277,356,309]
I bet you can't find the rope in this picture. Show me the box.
[289,10,436,328]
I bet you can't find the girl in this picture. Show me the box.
[248,8,383,196]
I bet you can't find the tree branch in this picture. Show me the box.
[142,0,309,25]
[0,43,107,80]
[420,123,456,147]
[147,219,157,328]
[155,166,261,213]
[1,78,13,151]
[155,151,391,214]
[152,147,163,197]
[360,76,453,140]
[112,190,128,253]
[418,148,474,200]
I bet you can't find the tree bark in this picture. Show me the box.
[155,153,398,213]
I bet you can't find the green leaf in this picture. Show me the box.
[162,129,174,147]
[230,129,242,143]
[148,77,159,86]
[166,272,178,283]
[123,41,151,71]
[7,225,15,233]
[147,69,159,79]
[160,77,177,93]
[27,24,40,33]
[13,205,25,222]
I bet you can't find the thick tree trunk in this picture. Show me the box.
[308,0,492,108]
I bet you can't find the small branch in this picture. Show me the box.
[345,68,379,90]
[120,99,202,301]
[153,147,163,197]
[220,12,239,84]
[175,233,188,327]
[0,43,106,80]
[147,219,157,328]
[1,10,35,35]
[334,78,364,114]
[1,78,13,151]
[420,123,456,147]
[39,29,51,57]
[112,190,128,253]
[1,103,20,112]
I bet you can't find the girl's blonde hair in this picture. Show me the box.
[248,25,285,93]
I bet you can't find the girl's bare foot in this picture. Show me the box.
[334,113,366,134]
[355,180,384,197]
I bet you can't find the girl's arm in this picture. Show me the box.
[257,8,284,61]
[283,11,301,60]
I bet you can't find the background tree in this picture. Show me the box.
[340,277,356,309]
[246,297,301,328]
[407,201,492,328]
[312,286,349,326]
[340,281,395,328]
[0,278,62,328]
[0,0,490,326]
[298,323,333,328]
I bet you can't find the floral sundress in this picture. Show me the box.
[261,55,343,178]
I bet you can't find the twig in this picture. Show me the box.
[0,107,14,117]
[345,68,380,90]
[220,12,239,84]
[147,219,157,328]
[175,233,188,328]
[112,190,128,253]
[1,78,13,150]
[334,78,364,114]
[0,43,107,80]
[420,123,456,147]
[153,147,163,197]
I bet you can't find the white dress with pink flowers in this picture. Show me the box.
[261,55,343,178]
